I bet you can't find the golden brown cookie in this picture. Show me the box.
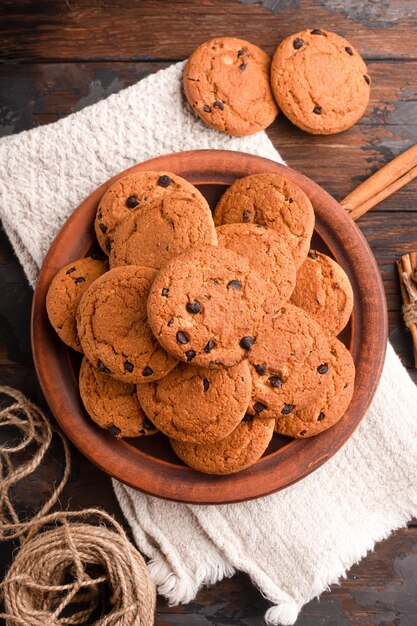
[274,337,355,438]
[183,37,278,136]
[109,190,217,270]
[46,257,107,352]
[213,174,314,269]
[147,245,272,368]
[217,223,296,306]
[95,171,202,253]
[271,28,370,135]
[170,413,274,474]
[137,360,251,444]
[79,357,157,438]
[77,266,178,383]
[290,250,353,337]
[248,303,331,419]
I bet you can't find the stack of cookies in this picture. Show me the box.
[46,170,355,475]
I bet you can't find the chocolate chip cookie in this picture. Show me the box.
[110,190,217,270]
[217,223,296,306]
[290,250,353,337]
[79,357,157,438]
[213,174,314,269]
[274,337,355,438]
[147,245,271,367]
[170,413,275,474]
[137,360,251,444]
[271,29,371,135]
[95,171,202,253]
[46,256,107,352]
[77,265,178,383]
[183,37,278,136]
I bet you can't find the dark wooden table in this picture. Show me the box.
[1,1,417,624]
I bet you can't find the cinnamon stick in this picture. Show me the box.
[397,253,417,368]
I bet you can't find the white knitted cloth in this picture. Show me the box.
[1,61,417,626]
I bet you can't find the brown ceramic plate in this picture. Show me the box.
[31,150,387,504]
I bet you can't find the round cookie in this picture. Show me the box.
[183,37,278,137]
[147,245,271,368]
[290,250,353,337]
[213,173,314,269]
[217,223,296,306]
[46,256,108,352]
[271,28,371,135]
[274,337,355,438]
[248,303,331,419]
[77,265,178,383]
[137,360,251,444]
[79,357,157,438]
[110,191,217,270]
[170,414,275,474]
[95,171,205,253]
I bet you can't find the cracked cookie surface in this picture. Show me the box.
[271,28,370,135]
[290,250,353,336]
[77,265,178,383]
[137,360,251,444]
[170,414,275,474]
[213,173,314,269]
[110,190,217,270]
[46,256,107,352]
[79,357,157,438]
[183,37,278,136]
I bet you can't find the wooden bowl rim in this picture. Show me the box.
[31,149,388,504]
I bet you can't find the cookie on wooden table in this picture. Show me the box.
[46,256,107,352]
[79,357,157,438]
[170,413,275,474]
[274,337,355,438]
[77,266,178,383]
[213,173,314,269]
[271,28,370,135]
[137,360,251,444]
[95,171,202,253]
[183,37,278,136]
[110,191,217,270]
[290,250,353,337]
[147,245,271,368]
[217,223,296,306]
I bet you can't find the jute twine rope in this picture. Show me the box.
[0,387,156,625]
[402,272,417,327]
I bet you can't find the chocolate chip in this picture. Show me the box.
[239,63,247,70]
[186,300,202,314]
[185,350,196,362]
[227,280,241,291]
[142,418,155,430]
[213,100,224,110]
[99,223,108,234]
[253,402,268,414]
[124,361,134,373]
[158,175,172,188]
[242,413,253,422]
[311,28,325,35]
[293,38,304,49]
[364,74,371,85]
[345,46,353,55]
[317,363,329,375]
[299,430,307,436]
[126,195,139,208]
[105,238,111,253]
[176,331,189,345]
[268,375,283,388]
[240,336,255,350]
[167,319,174,327]
[203,105,212,113]
[74,277,86,284]
[308,250,318,260]
[313,106,322,115]
[281,403,294,415]
[142,366,154,377]
[255,363,267,376]
[203,378,210,392]
[209,360,217,366]
[237,49,246,57]
[317,412,325,421]
[161,288,169,297]
[108,425,121,437]
[204,339,216,353]
[98,360,110,374]
[65,267,76,275]
[242,210,252,222]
